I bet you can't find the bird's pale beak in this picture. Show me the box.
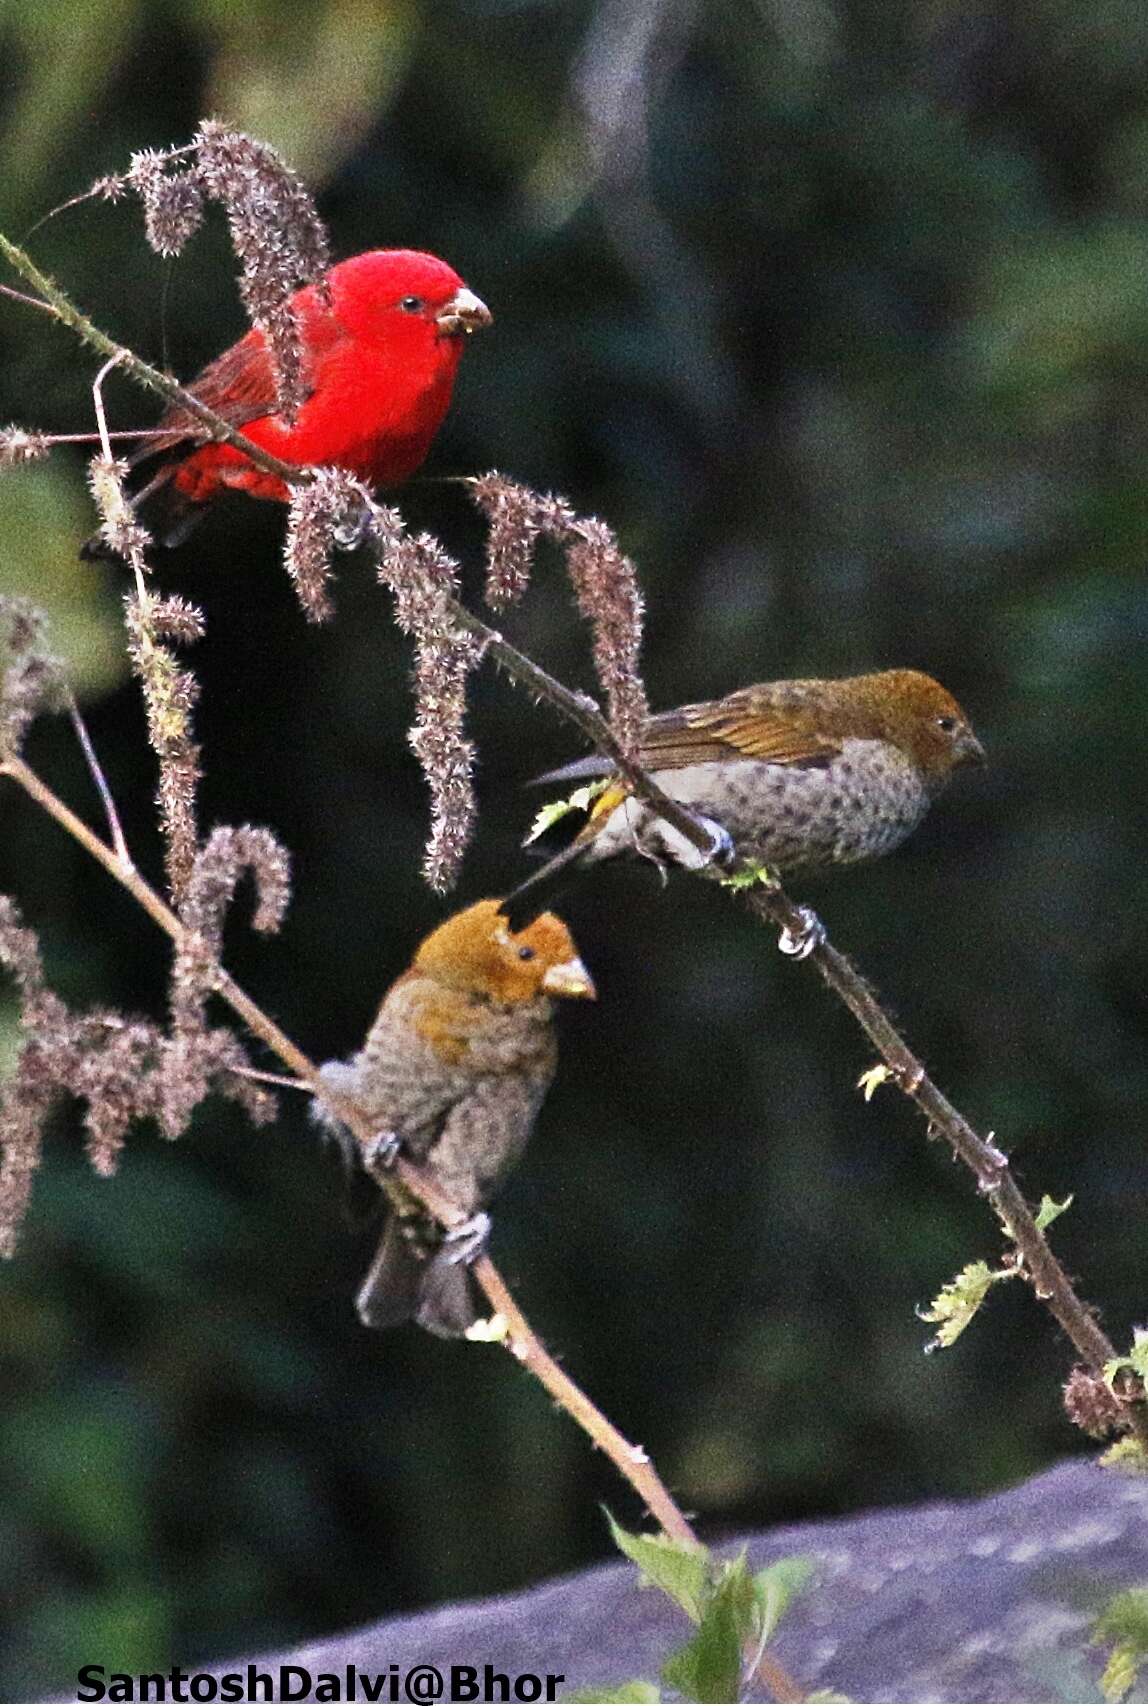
[436,288,493,337]
[956,729,988,769]
[542,957,597,1001]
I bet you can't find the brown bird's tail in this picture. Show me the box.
[356,1215,481,1339]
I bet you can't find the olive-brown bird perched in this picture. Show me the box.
[503,669,985,927]
[314,900,595,1338]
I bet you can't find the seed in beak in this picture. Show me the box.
[436,288,493,336]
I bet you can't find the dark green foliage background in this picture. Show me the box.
[3,0,1148,1693]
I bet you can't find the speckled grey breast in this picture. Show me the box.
[316,988,558,1211]
[589,739,932,874]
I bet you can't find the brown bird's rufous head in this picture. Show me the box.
[831,670,985,789]
[628,668,986,793]
[412,899,596,1006]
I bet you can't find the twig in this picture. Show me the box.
[0,282,59,315]
[91,351,126,460]
[66,694,132,867]
[0,232,302,483]
[12,428,178,445]
[736,891,1148,1449]
[451,610,717,859]
[448,609,1148,1444]
[0,750,702,1554]
[230,1065,314,1093]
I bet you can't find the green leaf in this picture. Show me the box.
[1035,1193,1073,1231]
[1099,1438,1148,1474]
[720,860,779,892]
[1105,1328,1148,1388]
[564,1685,661,1704]
[661,1568,745,1704]
[856,1064,892,1102]
[1100,1643,1138,1704]
[1095,1588,1148,1647]
[752,1556,815,1645]
[1093,1589,1148,1703]
[525,781,609,844]
[716,1549,758,1642]
[918,1259,1014,1349]
[605,1511,709,1624]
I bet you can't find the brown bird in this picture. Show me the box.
[315,900,595,1337]
[503,669,985,926]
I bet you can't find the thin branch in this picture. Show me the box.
[465,611,1148,1444]
[451,609,717,859]
[0,282,58,315]
[0,232,303,483]
[230,1065,314,1093]
[736,894,1148,1442]
[66,695,131,867]
[12,428,178,445]
[438,614,1148,1446]
[91,350,126,460]
[0,750,702,1553]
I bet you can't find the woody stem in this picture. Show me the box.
[0,232,303,483]
[452,608,1148,1445]
[0,751,702,1550]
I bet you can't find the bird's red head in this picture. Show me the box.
[413,900,596,1006]
[327,249,492,356]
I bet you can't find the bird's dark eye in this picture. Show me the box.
[518,945,536,961]
[936,715,958,733]
[399,295,425,314]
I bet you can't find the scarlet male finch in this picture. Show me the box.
[315,900,595,1338]
[82,249,490,554]
[505,669,984,923]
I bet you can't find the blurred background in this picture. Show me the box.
[3,0,1148,1693]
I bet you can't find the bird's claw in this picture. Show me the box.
[659,813,735,873]
[697,816,736,868]
[778,905,826,960]
[364,1129,401,1172]
[332,501,376,551]
[441,1211,492,1267]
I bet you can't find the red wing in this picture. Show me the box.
[183,332,281,423]
[140,294,345,463]
[639,689,844,770]
[148,330,280,449]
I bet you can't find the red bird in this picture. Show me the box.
[83,249,490,553]
[315,900,595,1338]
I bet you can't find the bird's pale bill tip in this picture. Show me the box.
[960,731,988,768]
[542,957,597,1000]
[437,288,493,335]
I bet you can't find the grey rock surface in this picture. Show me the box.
[212,1459,1146,1702]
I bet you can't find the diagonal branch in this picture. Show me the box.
[0,751,702,1552]
[0,232,303,484]
[449,606,1148,1450]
